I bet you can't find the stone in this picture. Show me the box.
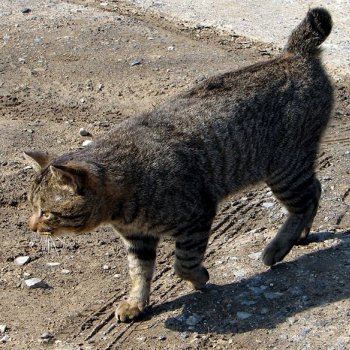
[262,202,275,208]
[82,140,93,147]
[233,269,246,278]
[79,128,91,137]
[236,312,252,320]
[241,300,257,306]
[40,332,54,339]
[24,278,49,289]
[21,8,31,14]
[248,251,261,260]
[46,262,61,267]
[34,37,44,45]
[40,332,54,344]
[260,308,269,314]
[14,256,30,266]
[185,314,202,326]
[131,59,141,66]
[249,285,268,295]
[61,269,71,274]
[0,335,9,343]
[263,292,283,299]
[0,325,6,333]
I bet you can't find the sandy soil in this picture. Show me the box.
[0,1,349,349]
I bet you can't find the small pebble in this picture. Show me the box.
[14,256,30,266]
[34,37,44,45]
[260,307,269,314]
[248,252,261,260]
[82,140,93,147]
[0,335,9,343]
[185,314,202,326]
[264,292,283,300]
[40,332,54,339]
[241,300,257,306]
[131,59,141,66]
[40,332,54,344]
[102,265,110,270]
[0,325,6,333]
[236,312,252,320]
[61,269,71,274]
[24,278,49,289]
[158,335,166,341]
[21,7,31,14]
[249,285,268,295]
[46,262,61,267]
[167,46,175,51]
[79,128,91,137]
[233,269,246,278]
[262,202,275,208]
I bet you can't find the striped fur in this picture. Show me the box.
[25,8,333,322]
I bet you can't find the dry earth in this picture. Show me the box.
[0,1,349,349]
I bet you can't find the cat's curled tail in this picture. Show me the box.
[285,7,332,56]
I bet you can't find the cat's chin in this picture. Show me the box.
[37,228,83,237]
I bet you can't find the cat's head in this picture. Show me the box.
[24,151,108,237]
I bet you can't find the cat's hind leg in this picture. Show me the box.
[263,171,321,266]
[116,234,159,322]
[174,223,211,290]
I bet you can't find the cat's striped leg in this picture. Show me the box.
[174,226,210,290]
[263,172,321,266]
[116,234,159,322]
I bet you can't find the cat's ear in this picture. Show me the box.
[49,165,85,193]
[23,150,53,173]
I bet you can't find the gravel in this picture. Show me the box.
[79,128,91,137]
[24,278,49,289]
[14,256,30,266]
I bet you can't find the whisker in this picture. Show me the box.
[56,237,67,247]
[50,237,59,255]
[47,237,51,254]
[41,236,46,253]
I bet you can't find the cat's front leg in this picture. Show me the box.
[116,234,159,322]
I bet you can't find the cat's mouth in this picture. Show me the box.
[38,231,53,236]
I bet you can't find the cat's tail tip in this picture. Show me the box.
[285,7,332,56]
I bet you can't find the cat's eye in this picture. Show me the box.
[42,212,52,220]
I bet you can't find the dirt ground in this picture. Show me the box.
[0,1,349,349]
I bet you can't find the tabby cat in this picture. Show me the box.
[25,8,333,322]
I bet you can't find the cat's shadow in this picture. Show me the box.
[147,230,350,334]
